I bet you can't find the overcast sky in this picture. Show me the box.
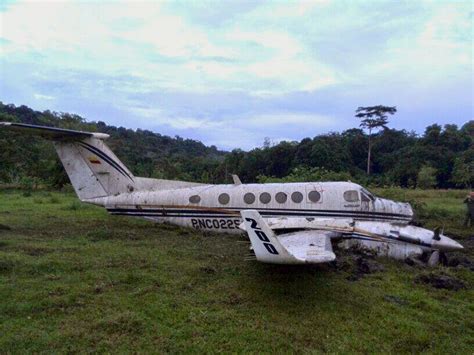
[0,0,472,150]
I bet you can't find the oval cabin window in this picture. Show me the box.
[259,192,271,204]
[218,193,230,205]
[275,192,287,204]
[308,190,321,203]
[244,192,255,204]
[189,195,201,204]
[291,191,303,203]
[343,190,359,202]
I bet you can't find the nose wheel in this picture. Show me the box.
[427,250,448,267]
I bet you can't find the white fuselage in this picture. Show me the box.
[89,181,413,234]
[86,181,463,259]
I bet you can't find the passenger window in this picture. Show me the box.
[308,191,321,203]
[218,193,230,205]
[244,192,255,204]
[343,190,359,202]
[275,192,287,204]
[259,192,271,204]
[291,191,303,203]
[189,195,201,204]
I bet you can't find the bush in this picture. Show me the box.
[257,167,353,183]
[417,165,437,189]
[451,157,473,188]
[19,176,35,191]
[61,184,75,193]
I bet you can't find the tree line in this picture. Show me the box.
[0,102,472,189]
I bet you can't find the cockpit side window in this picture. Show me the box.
[360,188,376,201]
[361,192,371,202]
[343,190,359,202]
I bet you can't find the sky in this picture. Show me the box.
[0,0,472,150]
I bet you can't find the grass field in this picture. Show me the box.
[0,188,472,353]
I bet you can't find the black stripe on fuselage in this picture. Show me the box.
[79,142,133,181]
[107,208,412,222]
[106,206,411,219]
[108,212,409,222]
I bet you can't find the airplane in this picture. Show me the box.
[0,122,463,265]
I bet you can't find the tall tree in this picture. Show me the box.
[355,105,397,175]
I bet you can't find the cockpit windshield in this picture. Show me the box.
[360,187,376,201]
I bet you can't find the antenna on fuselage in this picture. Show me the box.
[232,174,242,185]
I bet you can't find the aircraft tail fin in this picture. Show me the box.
[0,122,135,200]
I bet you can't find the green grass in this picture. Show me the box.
[373,187,471,237]
[0,189,472,353]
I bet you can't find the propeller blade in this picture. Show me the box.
[439,252,448,266]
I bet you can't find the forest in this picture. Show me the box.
[0,102,472,189]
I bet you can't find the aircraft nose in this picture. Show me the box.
[437,236,464,251]
[450,239,464,251]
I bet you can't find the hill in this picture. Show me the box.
[0,102,226,186]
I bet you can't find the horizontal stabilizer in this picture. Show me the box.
[0,121,133,200]
[0,122,109,140]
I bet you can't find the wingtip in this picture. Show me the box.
[0,122,12,126]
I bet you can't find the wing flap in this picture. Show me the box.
[279,230,336,263]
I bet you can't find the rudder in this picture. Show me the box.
[55,138,135,200]
[0,122,135,200]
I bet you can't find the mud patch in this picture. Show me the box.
[18,245,52,256]
[384,295,409,306]
[415,272,466,291]
[200,266,217,274]
[447,254,473,270]
[331,257,352,272]
[0,260,16,273]
[225,292,244,305]
[405,256,426,267]
[347,257,385,281]
[357,257,385,274]
[0,224,11,231]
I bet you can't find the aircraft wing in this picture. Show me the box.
[241,210,336,264]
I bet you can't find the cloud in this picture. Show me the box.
[243,113,333,128]
[125,105,222,130]
[0,0,471,149]
[0,0,340,95]
[33,93,54,100]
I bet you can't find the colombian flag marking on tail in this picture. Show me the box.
[88,156,101,164]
